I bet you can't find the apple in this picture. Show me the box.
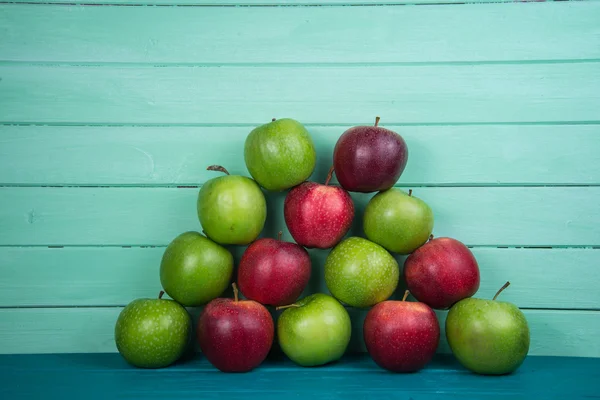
[446,282,530,375]
[197,284,274,372]
[404,237,480,310]
[277,293,351,367]
[115,291,191,368]
[197,165,267,245]
[160,231,234,307]
[244,118,316,191]
[364,290,440,372]
[333,117,408,193]
[364,188,434,254]
[324,237,399,308]
[284,167,354,249]
[237,232,311,306]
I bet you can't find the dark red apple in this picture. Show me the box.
[197,284,274,372]
[333,117,408,193]
[238,233,311,307]
[364,291,440,372]
[284,167,354,249]
[404,236,480,310]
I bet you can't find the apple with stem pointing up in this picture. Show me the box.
[446,281,530,375]
[197,283,274,372]
[238,231,311,307]
[284,166,354,249]
[363,290,440,372]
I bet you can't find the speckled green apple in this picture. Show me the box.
[446,282,530,375]
[115,293,191,368]
[277,293,351,367]
[364,188,434,254]
[325,237,399,308]
[244,118,316,191]
[197,166,267,245]
[160,231,233,306]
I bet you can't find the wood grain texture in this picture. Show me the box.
[2,3,599,63]
[1,0,583,5]
[2,354,600,400]
[1,307,598,357]
[1,63,599,124]
[1,187,598,247]
[1,247,598,309]
[2,124,599,186]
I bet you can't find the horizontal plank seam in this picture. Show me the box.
[2,184,600,188]
[1,1,590,7]
[2,59,600,68]
[2,121,600,127]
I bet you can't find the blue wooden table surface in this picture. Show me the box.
[1,353,598,399]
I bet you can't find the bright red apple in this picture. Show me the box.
[333,116,408,193]
[238,233,311,307]
[284,167,354,249]
[404,236,480,310]
[364,291,440,372]
[197,284,274,372]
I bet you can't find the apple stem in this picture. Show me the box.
[325,166,335,186]
[429,234,434,241]
[272,118,276,122]
[375,116,381,127]
[232,283,239,302]
[402,290,410,302]
[275,304,301,311]
[158,291,165,299]
[207,165,230,176]
[277,231,283,241]
[408,189,413,197]
[493,281,511,301]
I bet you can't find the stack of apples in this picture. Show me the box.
[114,117,530,375]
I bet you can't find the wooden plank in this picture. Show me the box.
[1,0,573,5]
[2,3,599,63]
[1,63,599,124]
[1,354,600,400]
[2,124,599,186]
[0,307,597,357]
[1,247,598,309]
[1,187,598,247]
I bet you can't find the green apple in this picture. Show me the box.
[198,165,267,245]
[244,118,316,191]
[363,188,434,254]
[160,231,234,306]
[446,282,530,375]
[277,293,351,367]
[325,237,399,308]
[115,292,191,368]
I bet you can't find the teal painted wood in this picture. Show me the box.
[1,125,599,186]
[3,3,599,63]
[3,0,585,4]
[1,354,599,400]
[1,307,598,356]
[1,247,599,309]
[1,63,599,124]
[1,187,598,247]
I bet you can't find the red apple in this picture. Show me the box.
[284,167,354,249]
[197,284,274,372]
[364,291,440,372]
[238,233,311,307]
[404,237,480,310]
[333,117,408,193]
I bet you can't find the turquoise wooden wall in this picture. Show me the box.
[1,0,599,357]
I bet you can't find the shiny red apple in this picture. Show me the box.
[197,284,274,372]
[284,167,354,249]
[404,236,480,310]
[333,117,408,193]
[364,291,440,372]
[238,233,311,307]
